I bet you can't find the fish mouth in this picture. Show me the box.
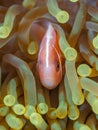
[40,78,58,89]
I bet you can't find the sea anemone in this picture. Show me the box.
[0,0,98,130]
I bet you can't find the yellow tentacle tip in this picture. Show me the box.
[23,0,37,9]
[5,113,24,129]
[0,105,9,116]
[0,26,10,39]
[68,105,79,120]
[56,101,67,119]
[30,112,48,130]
[93,34,98,49]
[28,41,38,55]
[3,95,16,107]
[56,11,69,24]
[24,105,36,119]
[64,47,77,61]
[92,100,98,114]
[37,103,48,115]
[74,122,91,130]
[12,104,25,115]
[0,126,6,130]
[79,125,91,130]
[69,0,79,2]
[77,64,92,77]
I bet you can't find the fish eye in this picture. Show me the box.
[56,61,60,71]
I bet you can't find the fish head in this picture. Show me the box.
[37,41,63,90]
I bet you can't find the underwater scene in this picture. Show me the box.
[0,0,98,129]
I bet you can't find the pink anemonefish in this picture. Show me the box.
[37,23,63,89]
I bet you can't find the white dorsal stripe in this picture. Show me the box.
[46,24,53,67]
[52,44,62,74]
